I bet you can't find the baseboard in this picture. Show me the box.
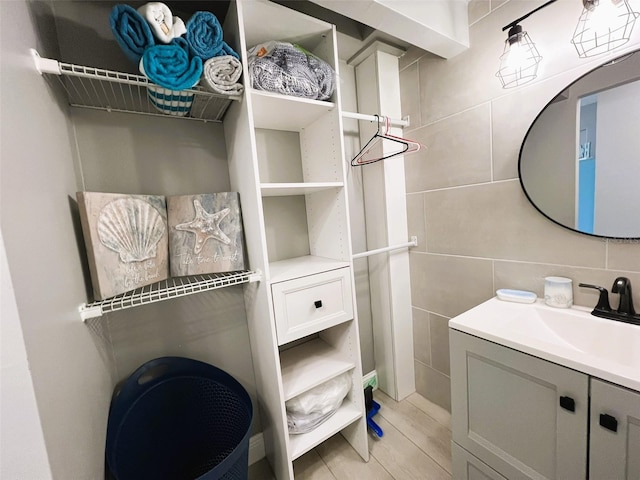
[248,433,265,465]
[362,370,378,390]
[363,370,378,390]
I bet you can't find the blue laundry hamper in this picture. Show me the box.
[106,357,253,480]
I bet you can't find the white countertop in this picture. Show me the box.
[449,297,640,392]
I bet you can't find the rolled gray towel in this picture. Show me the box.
[307,54,335,101]
[202,55,244,95]
[247,41,335,100]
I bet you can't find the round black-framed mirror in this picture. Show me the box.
[518,49,640,239]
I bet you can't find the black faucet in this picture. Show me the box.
[579,277,640,325]
[611,277,636,316]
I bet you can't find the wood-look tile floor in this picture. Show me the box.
[248,391,452,480]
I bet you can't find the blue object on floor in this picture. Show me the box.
[106,356,252,480]
[364,385,383,437]
[367,400,384,437]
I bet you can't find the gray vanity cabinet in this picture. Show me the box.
[589,378,640,479]
[450,330,589,480]
[451,443,508,480]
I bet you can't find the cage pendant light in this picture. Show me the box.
[572,0,639,57]
[496,24,543,88]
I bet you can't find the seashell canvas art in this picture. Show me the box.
[77,192,169,300]
[167,193,246,277]
[98,198,166,263]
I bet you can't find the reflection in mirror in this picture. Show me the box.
[519,49,640,238]
[577,79,640,236]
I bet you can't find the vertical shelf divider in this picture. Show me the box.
[225,2,369,477]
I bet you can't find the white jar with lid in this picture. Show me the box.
[544,276,573,308]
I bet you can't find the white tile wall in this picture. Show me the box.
[403,0,640,410]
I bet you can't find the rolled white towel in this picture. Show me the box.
[172,17,186,38]
[202,55,244,96]
[138,2,185,43]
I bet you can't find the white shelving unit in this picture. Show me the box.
[280,338,355,400]
[269,256,349,284]
[34,1,369,476]
[78,270,261,320]
[251,90,336,130]
[289,402,362,459]
[224,1,369,477]
[30,54,256,321]
[260,182,343,196]
[31,50,241,123]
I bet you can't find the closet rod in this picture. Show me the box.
[342,111,410,127]
[352,236,418,259]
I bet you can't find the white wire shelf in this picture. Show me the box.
[79,270,262,321]
[32,49,242,123]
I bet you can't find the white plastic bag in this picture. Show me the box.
[287,409,336,434]
[246,41,335,100]
[285,372,352,434]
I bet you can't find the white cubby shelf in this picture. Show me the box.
[280,338,355,400]
[289,403,362,460]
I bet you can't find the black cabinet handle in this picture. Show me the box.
[599,413,618,432]
[559,396,575,412]
[314,300,323,309]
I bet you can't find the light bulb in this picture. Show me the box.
[589,0,622,30]
[504,36,527,70]
[572,0,640,57]
[496,24,542,88]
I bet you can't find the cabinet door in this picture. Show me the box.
[452,443,508,480]
[450,330,589,480]
[590,378,640,479]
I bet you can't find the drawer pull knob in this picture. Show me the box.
[599,413,618,432]
[559,396,575,412]
[314,300,323,309]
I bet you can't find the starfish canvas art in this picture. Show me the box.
[167,193,246,276]
[175,199,231,254]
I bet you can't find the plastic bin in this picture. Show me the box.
[106,357,253,480]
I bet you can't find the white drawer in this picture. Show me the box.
[271,268,353,345]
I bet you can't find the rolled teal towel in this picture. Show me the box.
[220,42,239,59]
[140,44,203,91]
[185,11,239,60]
[171,36,189,52]
[109,4,155,65]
